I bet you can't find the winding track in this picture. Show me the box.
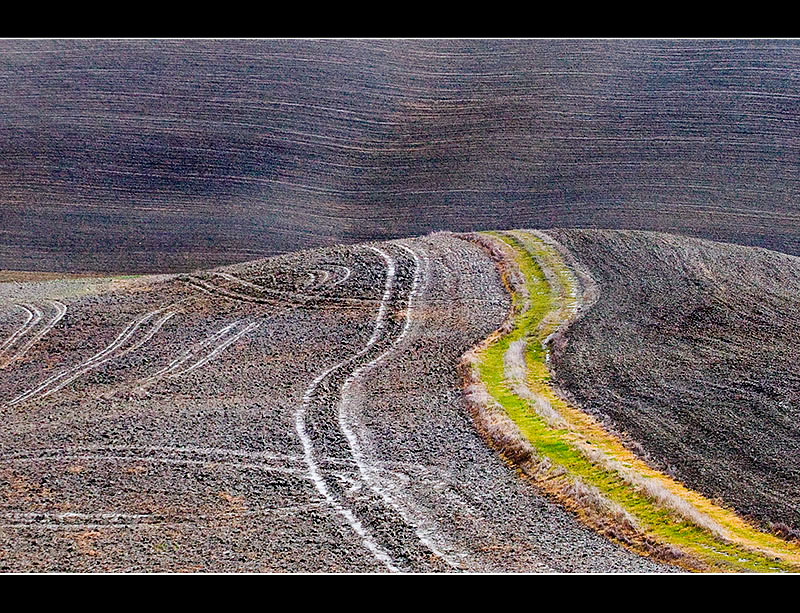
[135,322,242,388]
[139,262,358,388]
[0,305,37,356]
[336,242,464,569]
[295,244,412,572]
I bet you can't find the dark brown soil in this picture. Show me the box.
[1,40,799,272]
[545,229,800,533]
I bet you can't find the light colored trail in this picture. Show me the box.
[0,444,303,463]
[328,264,352,287]
[0,445,446,483]
[135,322,239,388]
[295,245,400,573]
[187,276,278,304]
[214,270,314,297]
[0,304,41,359]
[8,305,178,406]
[214,271,277,293]
[0,503,329,530]
[315,264,352,288]
[338,242,464,570]
[198,267,365,307]
[2,301,68,368]
[0,305,35,353]
[309,269,331,288]
[171,321,260,378]
[306,265,351,289]
[4,512,152,521]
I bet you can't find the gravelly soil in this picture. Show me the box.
[544,229,800,534]
[0,233,668,572]
[2,40,799,272]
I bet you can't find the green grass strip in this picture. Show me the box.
[473,230,799,572]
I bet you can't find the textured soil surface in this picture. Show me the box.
[2,39,799,272]
[0,233,667,572]
[545,229,800,534]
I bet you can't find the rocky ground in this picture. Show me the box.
[0,232,668,572]
[544,229,800,536]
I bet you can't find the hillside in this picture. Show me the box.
[544,229,800,534]
[2,39,799,272]
[0,232,671,572]
[4,228,800,572]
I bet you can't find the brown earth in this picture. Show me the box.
[545,229,800,535]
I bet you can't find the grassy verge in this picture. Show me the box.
[467,229,800,572]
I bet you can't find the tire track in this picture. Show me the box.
[134,322,237,387]
[0,452,309,477]
[185,275,291,306]
[7,304,180,406]
[0,444,451,487]
[191,266,372,309]
[0,446,383,520]
[295,243,450,572]
[137,262,356,391]
[173,321,261,378]
[0,301,67,369]
[134,320,258,390]
[295,245,401,572]
[0,504,329,530]
[0,304,40,359]
[0,305,35,353]
[337,241,464,570]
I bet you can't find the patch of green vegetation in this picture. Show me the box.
[474,230,798,572]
